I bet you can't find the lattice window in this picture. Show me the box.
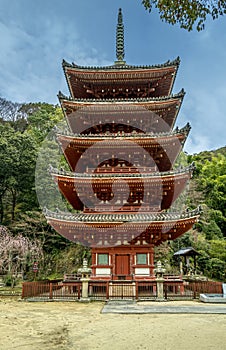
[97,254,109,265]
[136,253,147,265]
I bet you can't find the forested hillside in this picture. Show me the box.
[0,98,225,281]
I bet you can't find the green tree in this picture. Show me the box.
[202,220,223,240]
[209,209,226,236]
[208,258,226,280]
[0,123,38,223]
[191,150,226,238]
[0,123,12,221]
[209,239,226,262]
[26,103,63,143]
[142,0,226,31]
[0,101,64,223]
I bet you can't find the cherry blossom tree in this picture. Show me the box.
[0,225,43,286]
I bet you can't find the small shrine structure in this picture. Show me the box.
[174,247,200,276]
[45,9,201,284]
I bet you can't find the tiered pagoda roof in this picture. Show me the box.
[45,8,200,250]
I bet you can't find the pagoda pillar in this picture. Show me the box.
[149,246,155,276]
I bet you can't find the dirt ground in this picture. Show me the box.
[0,298,226,350]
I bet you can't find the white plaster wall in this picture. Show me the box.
[135,268,150,275]
[96,268,111,276]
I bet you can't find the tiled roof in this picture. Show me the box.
[62,57,180,71]
[44,206,202,223]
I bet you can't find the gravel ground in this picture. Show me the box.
[0,298,226,350]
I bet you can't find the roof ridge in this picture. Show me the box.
[62,57,180,71]
[44,206,202,222]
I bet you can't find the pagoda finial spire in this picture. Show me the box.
[115,8,126,65]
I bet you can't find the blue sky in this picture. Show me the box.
[0,0,226,154]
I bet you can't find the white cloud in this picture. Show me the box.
[0,16,111,103]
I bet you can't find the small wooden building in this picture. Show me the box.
[174,247,200,275]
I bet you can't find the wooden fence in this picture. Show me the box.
[22,280,223,301]
[164,280,223,300]
[22,281,82,300]
[185,280,223,296]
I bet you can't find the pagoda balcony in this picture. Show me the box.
[50,162,195,178]
[86,166,157,174]
[83,204,160,213]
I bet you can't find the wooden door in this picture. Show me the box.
[115,254,130,276]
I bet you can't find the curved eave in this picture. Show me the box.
[44,207,200,247]
[45,207,201,224]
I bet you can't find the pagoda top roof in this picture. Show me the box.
[62,57,180,100]
[44,206,201,224]
[62,57,180,72]
[62,9,181,99]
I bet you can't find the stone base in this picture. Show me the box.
[155,298,166,302]
[200,294,226,303]
[79,297,91,303]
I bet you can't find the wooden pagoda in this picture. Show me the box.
[46,9,201,281]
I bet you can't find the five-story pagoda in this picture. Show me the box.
[45,9,201,281]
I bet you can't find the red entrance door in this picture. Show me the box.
[115,254,130,278]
